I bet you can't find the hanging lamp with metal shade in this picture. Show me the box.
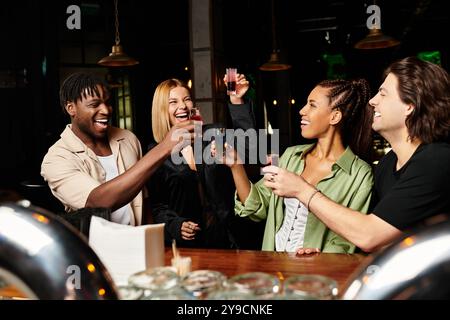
[260,51,292,71]
[354,1,400,50]
[259,0,291,71]
[354,28,400,50]
[98,0,139,67]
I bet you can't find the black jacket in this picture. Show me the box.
[147,103,256,249]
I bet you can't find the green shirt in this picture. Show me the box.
[235,144,374,253]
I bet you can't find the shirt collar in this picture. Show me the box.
[294,143,356,175]
[61,124,126,154]
[335,146,356,174]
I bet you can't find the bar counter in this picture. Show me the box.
[0,248,370,299]
[167,248,369,293]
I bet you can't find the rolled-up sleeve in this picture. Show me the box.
[322,177,373,254]
[234,178,272,222]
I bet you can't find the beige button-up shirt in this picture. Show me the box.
[41,125,144,226]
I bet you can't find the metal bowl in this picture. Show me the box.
[0,202,118,299]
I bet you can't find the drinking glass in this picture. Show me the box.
[226,68,237,95]
[180,270,227,299]
[261,153,280,175]
[267,153,279,166]
[282,274,338,300]
[189,107,203,122]
[212,127,227,159]
[128,266,180,299]
[225,272,280,299]
[117,285,144,300]
[140,287,194,300]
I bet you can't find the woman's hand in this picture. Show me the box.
[181,221,200,241]
[211,141,243,168]
[262,166,308,199]
[296,248,321,256]
[223,73,249,104]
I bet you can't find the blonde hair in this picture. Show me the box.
[151,79,190,142]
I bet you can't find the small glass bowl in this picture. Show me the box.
[128,266,179,292]
[283,274,338,300]
[117,285,144,300]
[207,289,260,300]
[225,272,280,299]
[140,287,194,300]
[181,270,226,299]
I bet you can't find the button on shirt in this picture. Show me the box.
[275,198,308,252]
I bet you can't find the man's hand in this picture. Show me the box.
[160,121,196,155]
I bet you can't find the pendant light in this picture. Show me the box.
[259,0,291,71]
[98,0,139,67]
[354,1,400,50]
[354,28,400,49]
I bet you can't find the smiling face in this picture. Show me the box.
[66,85,111,142]
[168,86,193,126]
[299,85,341,139]
[369,73,412,139]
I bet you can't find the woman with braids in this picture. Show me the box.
[263,57,450,253]
[221,78,374,254]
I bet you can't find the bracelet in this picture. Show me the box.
[307,189,321,212]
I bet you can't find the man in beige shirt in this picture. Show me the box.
[41,72,193,225]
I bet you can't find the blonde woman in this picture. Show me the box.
[148,76,252,248]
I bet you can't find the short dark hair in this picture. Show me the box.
[384,57,450,143]
[59,72,109,113]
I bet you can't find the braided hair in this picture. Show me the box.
[318,79,373,163]
[59,72,109,113]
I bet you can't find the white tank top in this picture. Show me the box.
[275,197,309,252]
[97,154,131,225]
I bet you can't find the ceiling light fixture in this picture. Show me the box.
[259,0,291,71]
[98,0,139,67]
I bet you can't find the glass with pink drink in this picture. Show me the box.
[226,68,237,95]
[189,107,203,122]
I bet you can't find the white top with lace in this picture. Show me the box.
[275,197,309,252]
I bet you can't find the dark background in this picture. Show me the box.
[1,0,449,210]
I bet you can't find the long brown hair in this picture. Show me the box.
[318,79,374,163]
[384,56,450,143]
